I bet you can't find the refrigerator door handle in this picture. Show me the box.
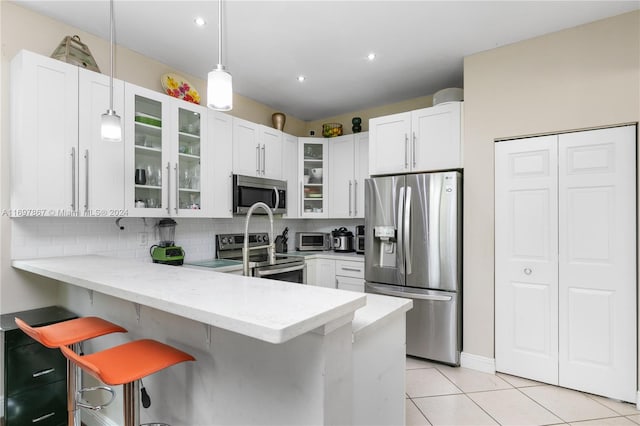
[404,186,412,275]
[397,186,405,274]
[367,283,452,301]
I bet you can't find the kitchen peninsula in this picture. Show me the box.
[12,255,411,425]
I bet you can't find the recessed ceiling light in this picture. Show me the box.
[297,75,306,82]
[367,53,376,61]
[194,17,206,26]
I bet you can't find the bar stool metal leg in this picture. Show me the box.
[123,381,140,426]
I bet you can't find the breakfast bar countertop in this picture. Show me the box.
[12,255,366,344]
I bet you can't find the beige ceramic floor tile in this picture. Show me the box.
[437,365,513,393]
[586,394,640,416]
[496,372,545,388]
[521,385,619,422]
[569,417,637,425]
[468,388,562,426]
[406,399,432,426]
[406,368,462,398]
[406,356,440,370]
[627,414,640,424]
[412,394,499,426]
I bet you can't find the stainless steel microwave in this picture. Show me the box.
[233,174,286,214]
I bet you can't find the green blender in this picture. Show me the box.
[150,219,185,265]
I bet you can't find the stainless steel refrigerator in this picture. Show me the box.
[364,171,462,365]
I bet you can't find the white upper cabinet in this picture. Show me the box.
[281,133,299,218]
[261,126,283,180]
[354,132,369,217]
[232,118,282,180]
[328,133,368,218]
[10,50,124,215]
[232,117,260,177]
[124,82,209,218]
[369,102,462,176]
[299,138,328,218]
[78,68,125,213]
[368,112,411,176]
[208,111,233,218]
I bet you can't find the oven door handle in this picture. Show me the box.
[255,263,305,277]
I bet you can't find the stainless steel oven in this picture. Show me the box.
[233,175,287,215]
[216,233,305,283]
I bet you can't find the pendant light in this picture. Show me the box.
[101,0,122,141]
[207,0,233,111]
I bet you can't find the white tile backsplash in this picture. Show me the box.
[11,217,364,262]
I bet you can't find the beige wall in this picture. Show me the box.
[305,95,434,136]
[0,2,308,136]
[462,8,640,370]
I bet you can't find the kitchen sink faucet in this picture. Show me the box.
[242,202,276,276]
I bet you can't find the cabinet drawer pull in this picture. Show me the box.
[354,180,358,216]
[174,163,179,214]
[341,267,362,272]
[84,149,89,210]
[412,132,416,167]
[166,162,171,214]
[32,412,55,423]
[404,134,409,168]
[32,367,55,378]
[71,147,76,211]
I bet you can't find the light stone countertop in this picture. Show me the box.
[352,294,412,342]
[12,255,367,344]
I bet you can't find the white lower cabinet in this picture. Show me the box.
[335,260,365,292]
[305,258,336,288]
[306,256,365,292]
[495,125,637,402]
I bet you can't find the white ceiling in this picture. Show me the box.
[13,0,640,121]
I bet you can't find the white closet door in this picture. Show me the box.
[558,125,637,402]
[495,135,559,384]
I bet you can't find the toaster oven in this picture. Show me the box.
[295,232,330,251]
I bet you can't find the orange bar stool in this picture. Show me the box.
[60,339,195,426]
[15,316,127,426]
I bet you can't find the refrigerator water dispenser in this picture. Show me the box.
[374,225,396,268]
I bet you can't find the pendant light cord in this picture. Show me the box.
[109,0,114,111]
[218,0,223,66]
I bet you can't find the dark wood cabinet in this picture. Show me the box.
[2,306,76,426]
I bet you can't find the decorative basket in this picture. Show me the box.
[322,123,343,138]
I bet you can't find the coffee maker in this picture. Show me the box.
[150,219,185,265]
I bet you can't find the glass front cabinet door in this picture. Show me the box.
[125,83,208,217]
[173,103,207,216]
[299,138,328,218]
